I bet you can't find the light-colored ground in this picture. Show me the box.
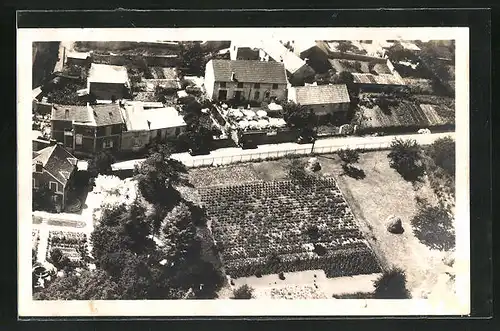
[220,270,380,299]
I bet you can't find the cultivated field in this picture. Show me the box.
[190,150,455,298]
[199,178,382,279]
[46,230,87,262]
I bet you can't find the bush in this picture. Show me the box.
[232,284,254,299]
[373,268,411,299]
[388,138,425,182]
[278,272,286,280]
[411,205,455,251]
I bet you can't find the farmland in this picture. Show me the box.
[199,178,382,279]
[357,94,453,131]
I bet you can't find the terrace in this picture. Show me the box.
[219,104,287,132]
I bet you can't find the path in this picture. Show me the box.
[110,132,455,170]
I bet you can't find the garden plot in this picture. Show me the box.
[32,229,40,257]
[200,178,382,279]
[46,230,87,262]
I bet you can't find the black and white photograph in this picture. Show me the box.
[18,27,470,316]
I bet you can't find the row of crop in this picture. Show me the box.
[48,231,87,246]
[224,247,382,279]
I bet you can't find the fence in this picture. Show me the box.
[183,141,392,168]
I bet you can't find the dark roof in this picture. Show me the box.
[210,60,287,84]
[294,84,351,105]
[33,144,77,186]
[92,104,124,126]
[51,104,91,122]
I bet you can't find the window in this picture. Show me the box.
[272,84,279,89]
[103,139,113,149]
[254,91,260,100]
[32,178,38,189]
[175,127,181,136]
[75,134,83,145]
[35,163,43,173]
[105,126,112,136]
[220,82,226,88]
[254,83,260,88]
[49,181,58,192]
[237,82,244,88]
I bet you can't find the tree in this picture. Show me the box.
[33,270,121,300]
[32,183,56,212]
[178,41,206,76]
[338,148,360,165]
[373,268,411,299]
[280,101,314,134]
[232,284,254,299]
[181,100,217,151]
[388,138,425,181]
[133,149,187,206]
[88,150,115,178]
[411,205,455,251]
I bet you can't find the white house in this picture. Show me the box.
[87,63,130,101]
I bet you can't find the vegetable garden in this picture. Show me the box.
[46,231,87,263]
[200,178,382,279]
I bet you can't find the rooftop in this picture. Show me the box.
[292,84,351,105]
[33,144,77,186]
[67,51,90,59]
[210,59,287,84]
[51,104,93,123]
[122,102,186,131]
[259,39,307,74]
[88,63,129,84]
[352,73,405,85]
[92,104,125,126]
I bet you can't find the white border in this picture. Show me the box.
[18,27,470,317]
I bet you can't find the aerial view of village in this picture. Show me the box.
[29,37,457,302]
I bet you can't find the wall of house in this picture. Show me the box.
[73,125,96,154]
[212,81,287,103]
[66,57,90,67]
[95,135,121,153]
[329,52,387,63]
[32,168,64,198]
[51,120,73,143]
[306,102,350,116]
[121,130,151,152]
[89,82,128,100]
[33,139,53,152]
[34,102,53,115]
[96,124,123,137]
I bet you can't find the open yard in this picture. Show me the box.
[190,150,455,298]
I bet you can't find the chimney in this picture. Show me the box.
[231,72,236,81]
[147,120,151,130]
[109,111,113,118]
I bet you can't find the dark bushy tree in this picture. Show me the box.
[178,41,206,76]
[426,136,455,176]
[338,148,359,165]
[411,205,455,251]
[88,150,115,178]
[373,268,411,299]
[232,284,254,299]
[388,138,425,181]
[33,270,121,300]
[280,101,314,137]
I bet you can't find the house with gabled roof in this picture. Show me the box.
[87,63,130,101]
[205,59,288,104]
[50,103,125,156]
[288,84,351,117]
[32,143,79,211]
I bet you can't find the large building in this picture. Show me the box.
[288,84,351,117]
[87,63,130,101]
[205,59,288,103]
[32,144,79,211]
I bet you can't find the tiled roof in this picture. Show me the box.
[92,104,124,126]
[210,59,287,84]
[51,104,92,123]
[88,63,129,84]
[259,39,307,74]
[293,84,351,105]
[33,144,77,186]
[352,73,405,85]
